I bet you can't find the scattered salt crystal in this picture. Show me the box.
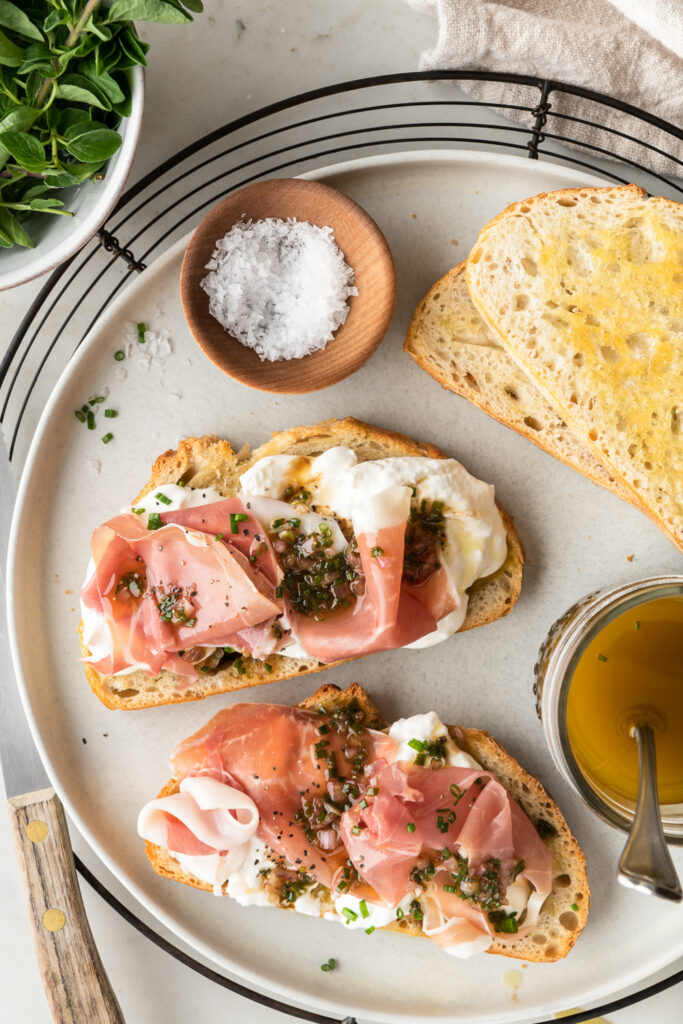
[88,459,101,474]
[200,217,358,362]
[122,324,173,366]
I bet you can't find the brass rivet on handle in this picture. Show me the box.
[42,908,66,932]
[25,820,48,843]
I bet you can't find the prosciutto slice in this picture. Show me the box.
[171,702,389,889]
[340,760,552,920]
[287,519,437,662]
[81,511,280,677]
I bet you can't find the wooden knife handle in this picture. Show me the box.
[8,787,125,1024]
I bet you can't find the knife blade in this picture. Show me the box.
[0,429,124,1024]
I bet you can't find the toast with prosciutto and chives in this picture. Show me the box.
[138,683,589,962]
[79,418,523,710]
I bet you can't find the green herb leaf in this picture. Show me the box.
[0,28,23,67]
[106,1,193,25]
[56,75,109,110]
[44,171,80,188]
[0,206,33,247]
[0,130,46,172]
[0,1,44,42]
[65,125,122,162]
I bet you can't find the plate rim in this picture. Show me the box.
[8,147,681,1023]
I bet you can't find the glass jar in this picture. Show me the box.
[535,575,683,844]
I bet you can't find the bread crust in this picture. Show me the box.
[144,683,590,963]
[81,418,523,710]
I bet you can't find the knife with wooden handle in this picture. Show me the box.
[0,431,125,1023]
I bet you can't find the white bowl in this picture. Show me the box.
[0,64,145,291]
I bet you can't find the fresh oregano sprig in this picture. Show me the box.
[0,0,203,249]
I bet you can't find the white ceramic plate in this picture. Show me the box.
[8,151,683,1023]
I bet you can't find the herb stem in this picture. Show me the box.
[35,0,103,109]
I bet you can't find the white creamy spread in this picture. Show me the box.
[83,448,507,670]
[388,711,482,770]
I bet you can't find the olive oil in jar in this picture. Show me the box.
[566,596,683,806]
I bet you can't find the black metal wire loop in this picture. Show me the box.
[97,228,147,273]
[4,70,682,1022]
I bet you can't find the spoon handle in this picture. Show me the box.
[617,724,682,902]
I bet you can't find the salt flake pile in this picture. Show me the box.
[200,217,358,361]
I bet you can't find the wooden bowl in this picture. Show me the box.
[180,178,396,394]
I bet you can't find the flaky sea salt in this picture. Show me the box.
[200,217,358,361]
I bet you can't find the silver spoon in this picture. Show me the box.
[617,722,682,902]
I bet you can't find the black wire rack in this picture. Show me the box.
[2,72,682,1023]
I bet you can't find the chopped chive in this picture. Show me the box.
[147,512,162,530]
[371,546,384,557]
[74,410,86,423]
[396,908,404,920]
[230,512,249,534]
[598,653,608,662]
[571,903,579,912]
[442,847,452,859]
[215,532,224,541]
[131,507,145,515]
[320,958,336,972]
[200,665,212,673]
[443,884,457,893]
[101,432,113,444]
[137,322,146,343]
[87,411,95,430]
[154,491,172,505]
[359,899,369,919]
[89,395,105,406]
[365,926,375,934]
[233,658,246,675]
[178,480,186,487]
[351,826,361,835]
[407,738,426,752]
[341,908,357,923]
[223,646,235,653]
[275,585,283,598]
[264,663,273,672]
[635,620,640,631]
[114,350,125,361]
[81,404,89,414]
[104,409,117,418]
[406,822,416,833]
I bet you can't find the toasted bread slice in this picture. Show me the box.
[405,263,641,509]
[145,683,590,963]
[81,418,523,710]
[466,184,683,552]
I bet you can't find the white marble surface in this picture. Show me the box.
[0,2,680,1021]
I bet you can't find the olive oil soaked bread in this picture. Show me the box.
[405,263,639,508]
[81,418,524,709]
[145,683,590,963]
[466,184,683,552]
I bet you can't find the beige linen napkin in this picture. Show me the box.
[406,0,682,176]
